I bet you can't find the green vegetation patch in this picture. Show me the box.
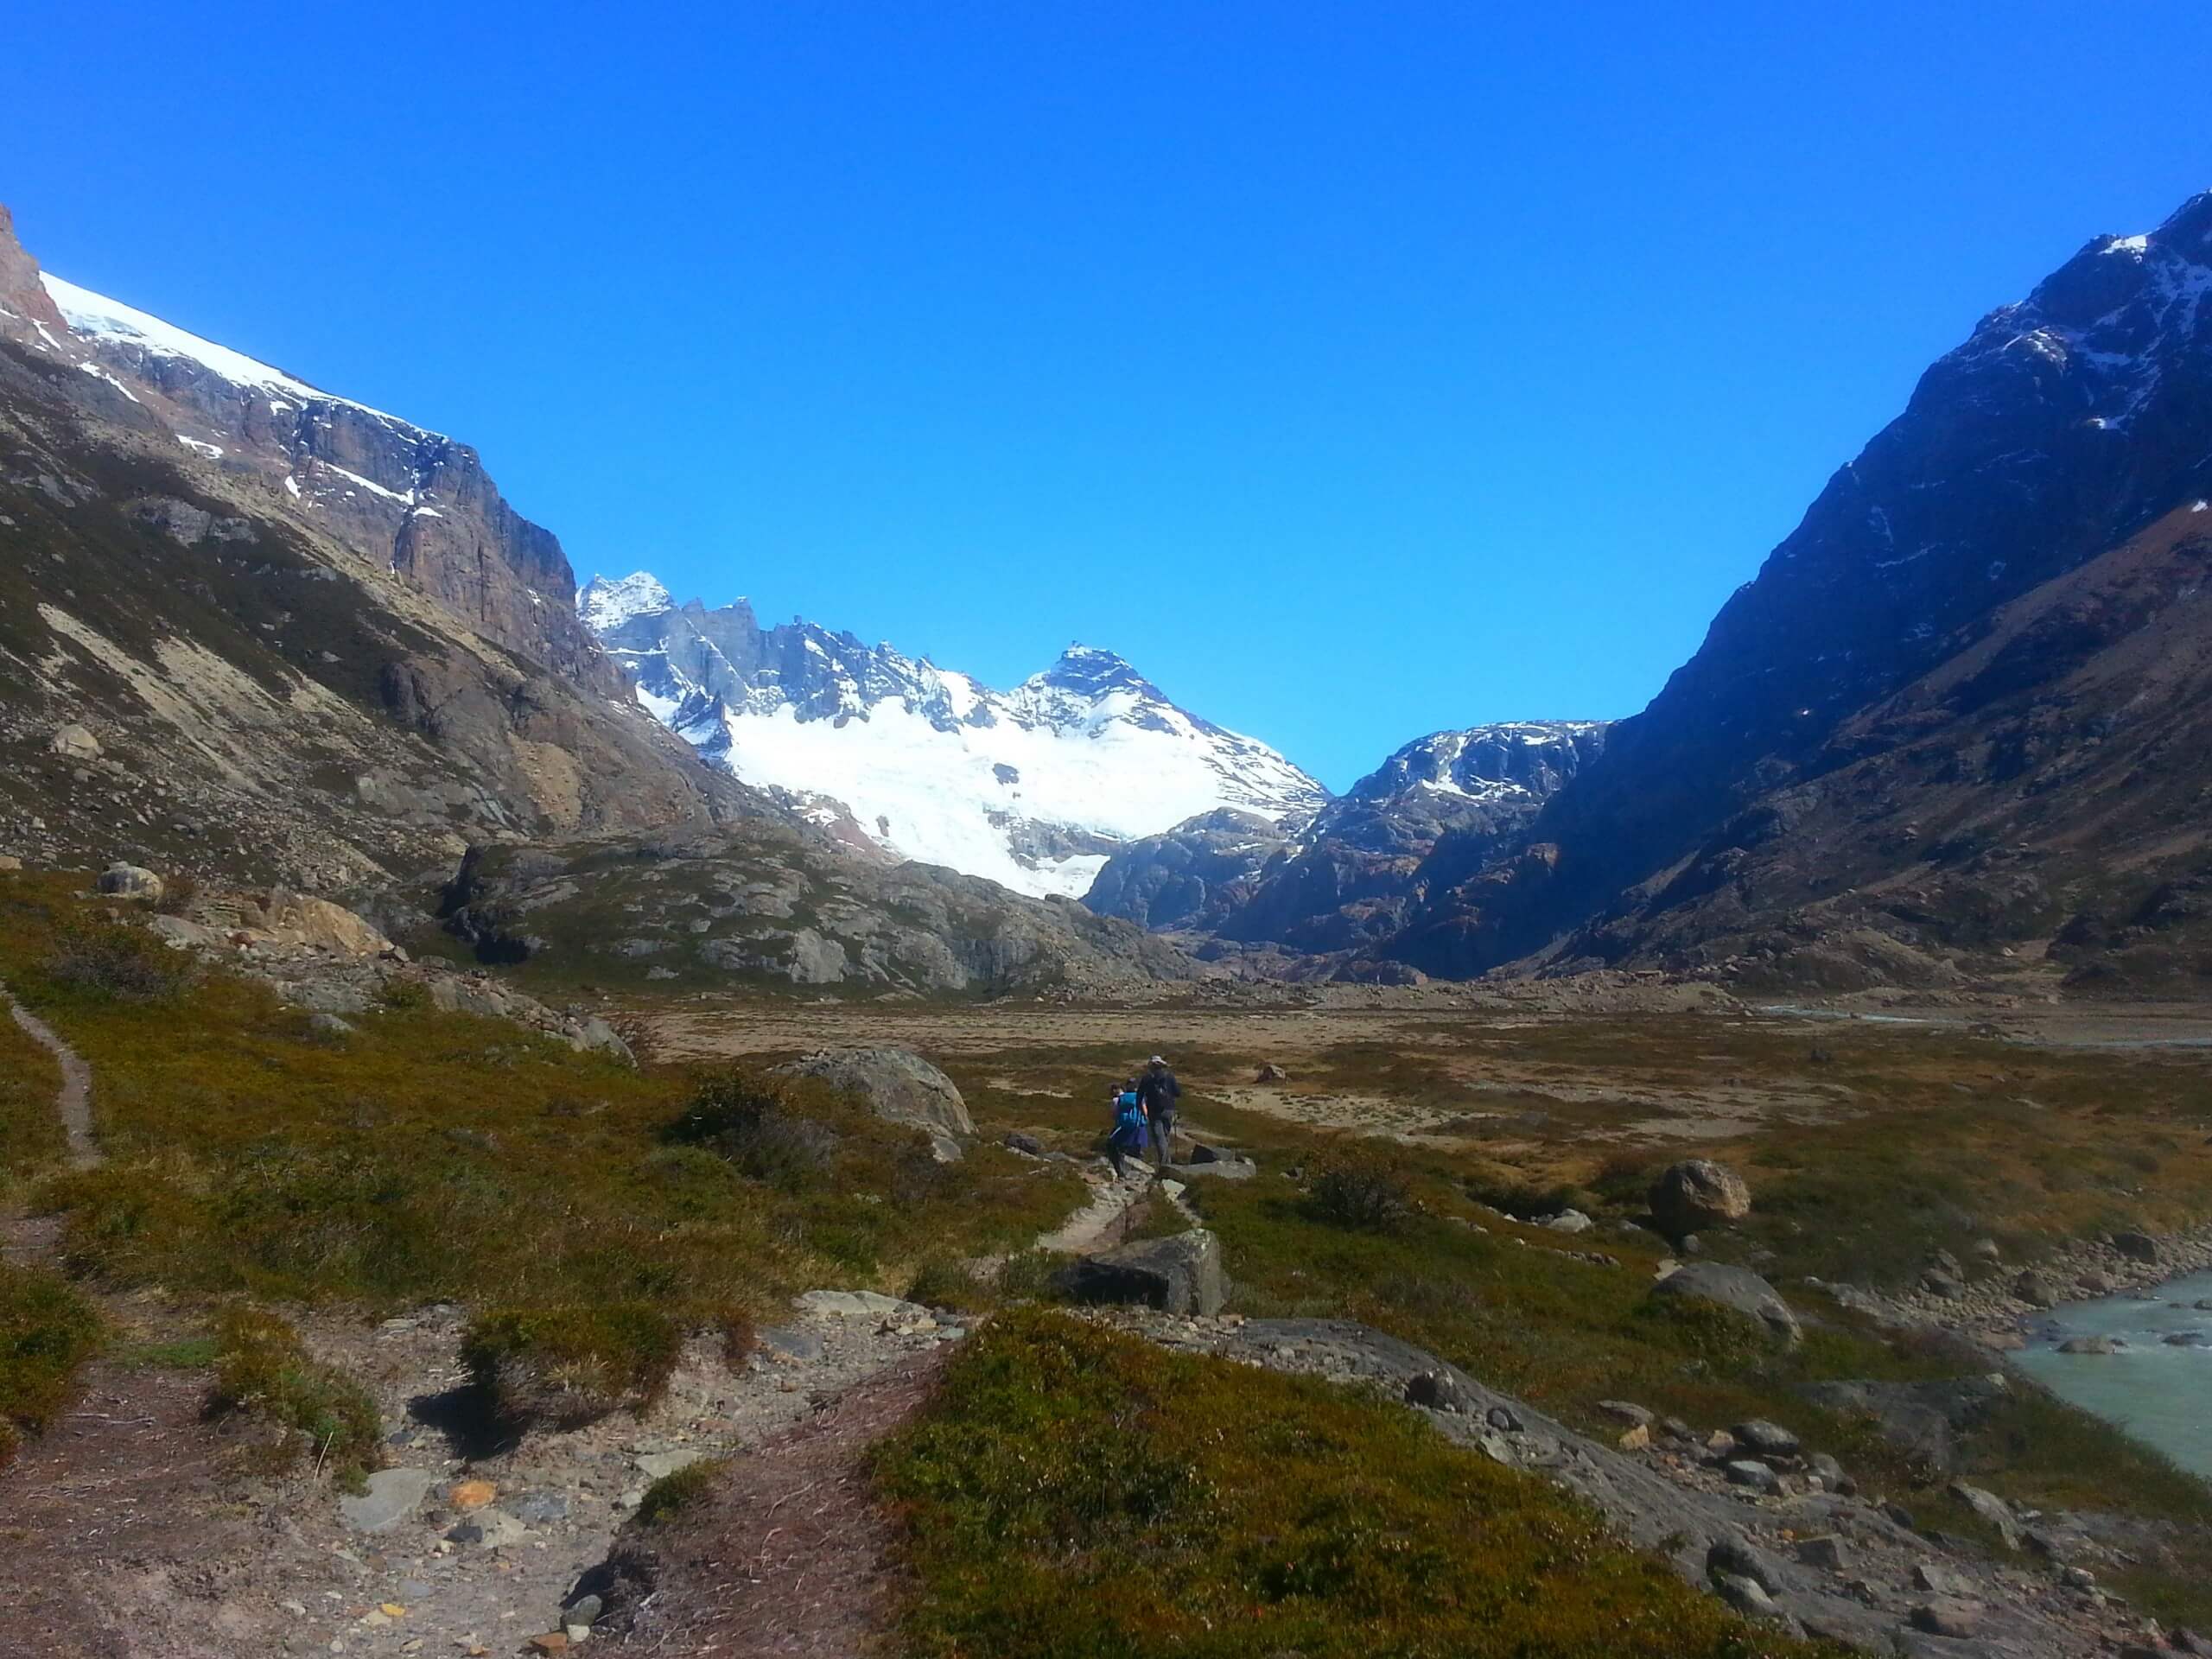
[207,1304,381,1489]
[876,1307,1824,1659]
[636,1455,732,1525]
[0,1262,102,1467]
[461,1301,687,1428]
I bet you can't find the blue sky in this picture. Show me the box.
[9,3,2210,788]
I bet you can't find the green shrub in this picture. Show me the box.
[461,1301,683,1428]
[1308,1147,1412,1232]
[207,1304,381,1488]
[664,1072,839,1191]
[904,1255,992,1313]
[0,1262,102,1465]
[42,918,191,1001]
[636,1455,730,1525]
[875,1307,1825,1658]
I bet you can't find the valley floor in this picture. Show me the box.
[7,868,2212,1656]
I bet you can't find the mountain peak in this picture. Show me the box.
[1034,642,1153,698]
[578,571,675,632]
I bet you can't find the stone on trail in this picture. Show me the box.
[1648,1159,1751,1237]
[339,1468,437,1534]
[448,1478,497,1512]
[1651,1262,1802,1343]
[1055,1229,1227,1317]
[773,1046,973,1160]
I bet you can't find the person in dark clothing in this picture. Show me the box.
[1106,1077,1147,1179]
[1138,1055,1181,1168]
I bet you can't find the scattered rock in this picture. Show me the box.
[1707,1535,1787,1593]
[1648,1159,1751,1237]
[96,862,164,902]
[1713,1572,1778,1617]
[2058,1337,2117,1356]
[1255,1063,1288,1083]
[1598,1401,1656,1428]
[1542,1209,1594,1234]
[1922,1265,1967,1299]
[1795,1534,1849,1572]
[1948,1480,2023,1548]
[1915,1562,1974,1597]
[1618,1423,1651,1451]
[448,1508,528,1548]
[757,1325,826,1363]
[796,1290,928,1323]
[48,722,100,760]
[1725,1459,1781,1493]
[1484,1404,1522,1433]
[1002,1130,1044,1156]
[1056,1230,1228,1317]
[636,1449,709,1482]
[1974,1328,2025,1352]
[1405,1370,1472,1414]
[2111,1230,2160,1264]
[0,855,21,872]
[1651,1262,1801,1343]
[1909,1599,1983,1639]
[448,1479,497,1512]
[1807,1452,1853,1495]
[1969,1238,2003,1264]
[338,1468,437,1535]
[1731,1418,1800,1458]
[2013,1271,2058,1307]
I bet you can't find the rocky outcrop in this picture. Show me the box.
[1079,808,1294,931]
[435,828,1199,997]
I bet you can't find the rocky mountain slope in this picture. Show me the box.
[1088,721,1607,959]
[1389,190,2212,993]
[0,207,755,892]
[580,572,1327,898]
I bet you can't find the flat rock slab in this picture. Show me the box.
[797,1290,929,1323]
[339,1467,437,1534]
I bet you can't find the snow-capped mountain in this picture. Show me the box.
[1086,720,1608,942]
[579,573,1329,897]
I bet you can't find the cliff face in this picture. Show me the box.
[3,213,617,696]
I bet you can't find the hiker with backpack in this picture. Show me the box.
[1139,1054,1181,1169]
[1105,1076,1147,1179]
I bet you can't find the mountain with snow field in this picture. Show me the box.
[579,573,1330,898]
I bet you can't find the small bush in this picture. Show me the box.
[1309,1148,1412,1232]
[42,918,191,1001]
[636,1454,729,1525]
[905,1255,991,1313]
[0,1263,102,1465]
[664,1072,838,1191]
[462,1301,683,1429]
[207,1305,381,1488]
[378,978,430,1011]
[150,873,200,917]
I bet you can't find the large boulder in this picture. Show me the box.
[773,1047,974,1160]
[96,863,164,903]
[1651,1262,1801,1344]
[246,889,395,957]
[1056,1230,1227,1316]
[1649,1160,1752,1237]
[48,723,101,760]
